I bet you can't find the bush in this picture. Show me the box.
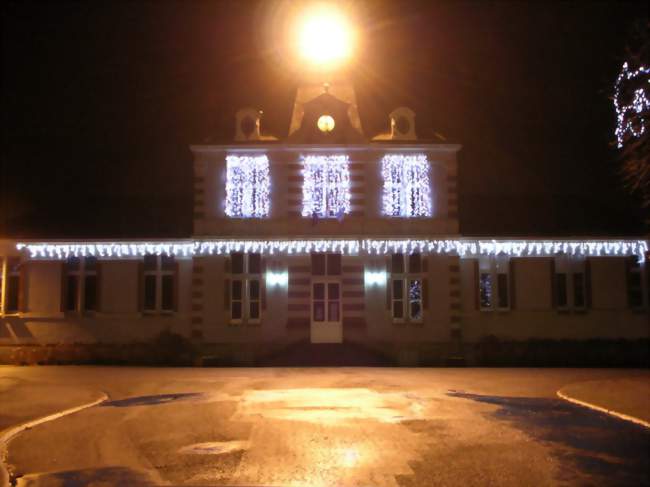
[475,336,650,367]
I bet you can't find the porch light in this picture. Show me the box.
[266,271,288,287]
[365,270,387,286]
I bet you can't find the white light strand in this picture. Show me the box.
[381,154,432,217]
[225,155,270,217]
[15,239,648,261]
[301,155,351,217]
[614,62,650,148]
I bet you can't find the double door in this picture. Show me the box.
[310,279,342,343]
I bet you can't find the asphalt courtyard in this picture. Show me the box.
[1,367,648,487]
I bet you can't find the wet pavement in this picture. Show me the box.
[1,367,648,486]
[448,391,650,486]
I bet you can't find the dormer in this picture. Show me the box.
[234,108,278,142]
[389,107,417,140]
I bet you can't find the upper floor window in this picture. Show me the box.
[63,256,98,313]
[225,155,270,218]
[301,155,350,218]
[1,257,21,314]
[381,154,432,217]
[143,254,176,313]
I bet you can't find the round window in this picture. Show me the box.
[317,115,335,133]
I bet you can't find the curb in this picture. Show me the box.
[556,389,650,429]
[0,392,108,487]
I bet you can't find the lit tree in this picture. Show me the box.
[615,24,650,215]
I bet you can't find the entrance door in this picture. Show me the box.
[310,279,342,343]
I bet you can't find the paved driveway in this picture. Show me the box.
[1,367,648,486]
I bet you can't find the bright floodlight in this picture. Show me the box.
[297,6,354,68]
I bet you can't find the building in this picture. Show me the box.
[1,79,648,365]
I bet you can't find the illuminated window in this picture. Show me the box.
[63,256,98,313]
[381,154,432,217]
[301,155,350,218]
[478,257,510,311]
[229,252,262,323]
[142,254,176,313]
[390,253,423,322]
[225,155,270,218]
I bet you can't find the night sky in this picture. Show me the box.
[2,1,648,239]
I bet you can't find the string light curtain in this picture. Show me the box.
[301,155,351,217]
[225,155,270,218]
[381,154,432,217]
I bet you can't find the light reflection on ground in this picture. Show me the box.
[232,388,427,424]
[220,388,430,486]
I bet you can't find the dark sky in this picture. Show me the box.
[2,0,648,239]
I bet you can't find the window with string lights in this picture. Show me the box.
[225,155,270,218]
[301,155,351,218]
[381,154,432,217]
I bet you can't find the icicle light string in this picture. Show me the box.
[15,239,648,261]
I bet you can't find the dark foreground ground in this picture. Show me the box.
[1,367,648,487]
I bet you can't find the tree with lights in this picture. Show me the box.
[615,24,650,218]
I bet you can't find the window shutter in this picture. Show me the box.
[473,260,479,310]
[261,258,267,311]
[95,262,102,312]
[173,261,180,312]
[422,256,429,273]
[224,256,231,311]
[550,259,557,309]
[585,259,592,309]
[624,257,632,309]
[422,278,429,310]
[509,260,516,309]
[18,262,27,312]
[646,251,650,306]
[224,279,231,310]
[385,257,391,310]
[60,262,68,312]
[137,261,144,312]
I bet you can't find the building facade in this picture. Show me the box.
[1,81,648,364]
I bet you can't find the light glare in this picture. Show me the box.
[297,7,354,67]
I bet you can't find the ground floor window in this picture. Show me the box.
[1,257,21,314]
[478,257,510,311]
[626,256,647,309]
[142,254,176,313]
[63,256,99,313]
[229,252,262,323]
[553,256,587,311]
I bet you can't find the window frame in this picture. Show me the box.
[224,155,271,218]
[626,256,648,310]
[554,256,586,311]
[390,253,423,323]
[63,256,98,314]
[142,254,176,314]
[478,256,511,312]
[381,154,433,218]
[301,155,351,219]
[229,252,262,324]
